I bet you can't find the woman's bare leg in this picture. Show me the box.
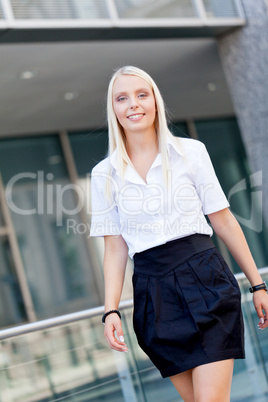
[169,368,195,402]
[192,359,234,402]
[169,359,234,401]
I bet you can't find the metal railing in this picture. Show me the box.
[1,267,268,341]
[0,299,133,340]
[0,0,246,28]
[0,267,267,402]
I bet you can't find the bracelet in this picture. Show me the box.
[102,309,121,324]
[249,281,267,293]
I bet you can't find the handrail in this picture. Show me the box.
[0,268,267,341]
[0,299,133,340]
[234,266,268,280]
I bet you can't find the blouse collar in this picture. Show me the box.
[110,136,183,171]
[109,136,183,185]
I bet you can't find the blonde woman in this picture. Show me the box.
[90,66,268,401]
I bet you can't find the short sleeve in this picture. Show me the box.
[89,167,121,237]
[194,143,230,215]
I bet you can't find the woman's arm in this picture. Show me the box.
[103,234,129,352]
[208,208,268,329]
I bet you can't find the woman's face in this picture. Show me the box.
[112,74,157,137]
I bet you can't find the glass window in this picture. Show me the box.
[69,130,134,302]
[10,0,109,19]
[0,236,27,327]
[0,207,4,227]
[0,135,101,321]
[195,118,268,272]
[170,121,190,138]
[115,0,197,19]
[204,0,239,18]
[69,130,108,176]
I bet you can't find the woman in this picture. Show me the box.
[90,66,268,401]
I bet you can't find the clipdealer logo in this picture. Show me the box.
[4,170,263,234]
[88,218,212,237]
[5,171,87,226]
[227,171,262,232]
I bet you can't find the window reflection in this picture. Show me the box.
[10,0,109,19]
[69,131,134,302]
[195,118,268,272]
[115,0,197,19]
[0,135,100,321]
[204,0,239,18]
[0,236,27,327]
[0,207,4,227]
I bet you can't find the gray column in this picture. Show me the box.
[217,0,268,225]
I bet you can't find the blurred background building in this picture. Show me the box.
[0,0,268,401]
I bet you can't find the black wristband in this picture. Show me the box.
[102,309,121,324]
[249,281,267,293]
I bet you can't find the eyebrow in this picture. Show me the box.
[114,88,151,98]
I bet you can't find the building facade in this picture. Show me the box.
[0,1,268,401]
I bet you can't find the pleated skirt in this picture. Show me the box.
[132,234,245,378]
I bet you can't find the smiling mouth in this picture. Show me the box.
[127,113,145,120]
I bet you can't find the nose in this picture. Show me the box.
[129,96,139,109]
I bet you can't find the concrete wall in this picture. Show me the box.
[217,0,268,225]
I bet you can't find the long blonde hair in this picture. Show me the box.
[105,65,182,198]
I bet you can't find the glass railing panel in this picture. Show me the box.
[232,271,268,401]
[114,0,198,19]
[123,311,182,401]
[0,273,268,401]
[10,0,109,19]
[0,309,181,402]
[204,0,240,18]
[0,313,135,401]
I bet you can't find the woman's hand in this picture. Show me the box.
[253,290,268,330]
[104,313,128,352]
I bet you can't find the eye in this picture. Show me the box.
[138,93,148,98]
[117,96,127,102]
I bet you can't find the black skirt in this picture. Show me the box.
[132,234,245,378]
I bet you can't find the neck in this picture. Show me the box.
[125,129,158,157]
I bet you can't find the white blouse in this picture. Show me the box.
[90,137,229,259]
